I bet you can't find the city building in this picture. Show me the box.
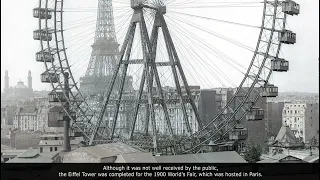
[47,106,64,128]
[38,132,84,153]
[1,105,18,125]
[7,130,41,149]
[131,86,218,135]
[92,86,219,136]
[235,87,268,150]
[269,92,319,104]
[268,125,304,155]
[10,100,53,132]
[212,87,234,114]
[36,105,50,132]
[282,103,319,143]
[13,107,38,131]
[2,70,34,101]
[266,102,284,138]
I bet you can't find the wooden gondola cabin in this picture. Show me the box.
[36,51,54,62]
[282,0,300,16]
[271,58,289,72]
[247,107,264,121]
[33,8,52,19]
[41,72,59,83]
[33,29,52,41]
[260,84,278,97]
[48,92,67,102]
[229,126,248,141]
[57,110,76,121]
[279,30,296,44]
[131,0,144,9]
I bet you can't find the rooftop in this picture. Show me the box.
[117,153,157,163]
[258,154,306,163]
[155,151,247,163]
[270,125,304,148]
[303,155,319,163]
[15,107,37,114]
[14,81,28,89]
[39,138,84,146]
[1,144,13,151]
[49,106,63,113]
[6,148,58,163]
[62,142,148,163]
[2,149,28,156]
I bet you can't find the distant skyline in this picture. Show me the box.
[1,0,319,93]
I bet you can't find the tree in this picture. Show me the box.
[244,141,262,163]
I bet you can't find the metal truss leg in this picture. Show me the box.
[160,15,203,130]
[89,22,135,145]
[160,17,192,136]
[129,65,147,139]
[110,24,137,139]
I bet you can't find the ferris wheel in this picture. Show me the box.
[33,0,300,155]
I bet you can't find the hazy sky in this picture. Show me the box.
[1,0,319,93]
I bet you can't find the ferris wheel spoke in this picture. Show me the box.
[167,0,262,6]
[167,21,235,87]
[168,14,255,53]
[168,20,242,84]
[169,11,260,29]
[166,15,248,74]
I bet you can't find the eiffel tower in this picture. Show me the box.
[80,0,133,96]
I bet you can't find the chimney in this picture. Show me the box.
[309,146,312,156]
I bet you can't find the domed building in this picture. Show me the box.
[3,70,34,101]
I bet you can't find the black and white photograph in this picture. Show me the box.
[1,0,319,179]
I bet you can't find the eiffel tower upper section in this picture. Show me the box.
[80,0,133,96]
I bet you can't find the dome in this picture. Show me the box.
[14,81,28,89]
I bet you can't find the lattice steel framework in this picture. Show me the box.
[89,4,204,155]
[80,0,129,95]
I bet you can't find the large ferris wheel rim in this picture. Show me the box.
[39,0,91,140]
[39,0,285,146]
[181,0,284,141]
[38,0,103,141]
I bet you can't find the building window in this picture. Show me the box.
[55,147,58,151]
[40,147,43,153]
[50,147,53,152]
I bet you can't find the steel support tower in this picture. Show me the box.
[90,2,203,155]
[80,0,133,96]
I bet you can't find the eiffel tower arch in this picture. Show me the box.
[80,0,134,96]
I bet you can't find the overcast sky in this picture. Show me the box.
[1,0,319,93]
